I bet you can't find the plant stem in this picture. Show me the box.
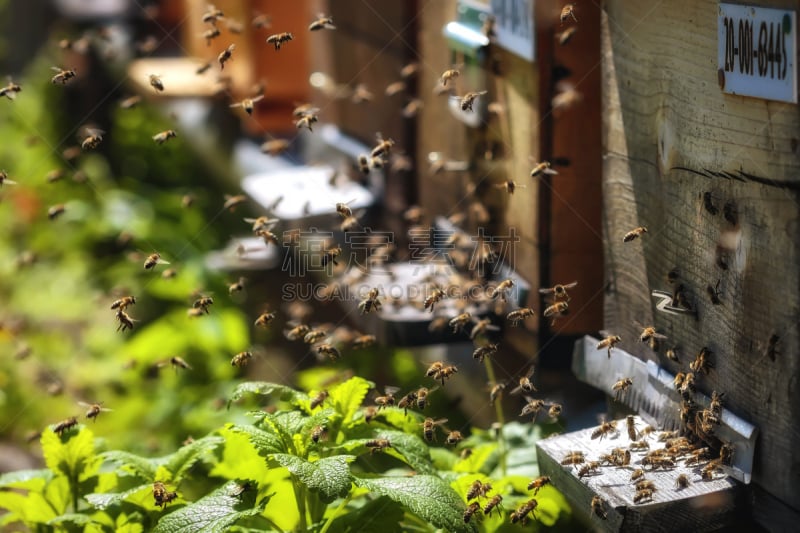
[71,472,79,513]
[319,492,353,533]
[294,482,307,531]
[483,357,507,477]
[403,512,435,532]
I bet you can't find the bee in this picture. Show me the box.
[110,296,136,312]
[494,179,526,195]
[231,351,253,367]
[352,334,376,350]
[162,268,177,279]
[371,137,395,158]
[47,204,66,220]
[228,277,246,294]
[187,307,205,318]
[222,194,247,212]
[254,311,276,328]
[449,312,473,333]
[148,74,164,92]
[590,495,607,519]
[153,482,178,509]
[316,343,341,361]
[266,32,293,50]
[363,406,378,423]
[706,280,723,305]
[471,318,500,340]
[374,386,400,409]
[560,4,577,24]
[472,343,498,363]
[79,401,112,421]
[397,391,418,414]
[303,329,327,344]
[252,12,272,29]
[351,83,374,104]
[591,419,618,440]
[230,95,264,115]
[365,438,391,454]
[510,499,538,524]
[560,450,585,466]
[0,79,21,100]
[578,461,601,478]
[285,323,311,341]
[520,398,545,419]
[421,417,448,442]
[401,61,419,78]
[709,390,724,419]
[168,356,191,370]
[0,170,17,186]
[310,390,329,410]
[630,469,645,482]
[666,346,679,362]
[689,347,713,375]
[243,215,277,233]
[152,129,177,144]
[79,127,104,150]
[357,154,371,174]
[445,430,463,445]
[507,307,535,326]
[310,425,328,443]
[217,44,235,69]
[193,296,214,314]
[296,113,319,132]
[548,403,563,420]
[459,91,487,111]
[612,377,633,400]
[626,415,638,441]
[765,333,781,362]
[202,27,221,45]
[439,68,460,87]
[701,461,721,480]
[358,288,382,314]
[543,301,569,325]
[423,287,446,312]
[489,382,506,406]
[623,226,648,242]
[416,386,436,410]
[510,367,536,395]
[636,324,666,344]
[466,480,492,500]
[634,488,654,504]
[597,334,622,358]
[385,80,406,97]
[463,501,481,523]
[319,245,341,268]
[527,476,551,495]
[115,310,136,332]
[483,495,502,516]
[556,26,578,45]
[675,473,690,489]
[201,4,224,24]
[51,66,76,84]
[530,160,558,178]
[254,228,279,246]
[52,416,78,435]
[261,138,290,156]
[309,15,335,31]
[489,279,515,301]
[437,365,458,386]
[635,479,656,492]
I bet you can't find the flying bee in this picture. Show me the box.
[425,362,444,379]
[162,268,177,279]
[634,488,655,504]
[556,26,578,45]
[591,496,607,519]
[539,280,578,302]
[152,129,177,144]
[217,44,236,69]
[228,277,246,294]
[449,312,472,333]
[560,4,577,23]
[666,346,680,362]
[597,334,622,358]
[357,154,371,174]
[459,91,487,111]
[543,301,569,325]
[470,318,499,340]
[363,406,378,423]
[548,403,563,420]
[351,334,376,350]
[285,323,311,341]
[439,68,460,87]
[421,417,448,442]
[115,310,136,332]
[489,279,515,301]
[52,416,78,435]
[51,66,76,84]
[193,295,214,314]
[310,425,328,443]
[261,138,290,156]
[466,480,492,500]
[689,347,713,375]
[489,382,506,405]
[623,226,648,242]
[0,79,21,100]
[266,32,293,50]
[520,397,545,420]
[80,128,104,150]
[252,12,271,29]
[510,499,538,524]
[201,4,224,24]
[168,356,191,370]
[635,323,667,343]
[230,351,253,367]
[472,343,498,363]
[371,137,395,158]
[202,27,221,45]
[187,308,205,318]
[527,476,551,495]
[494,179,526,195]
[510,367,536,395]
[445,430,463,446]
[303,329,327,344]
[79,401,112,421]
[316,343,341,361]
[0,170,17,186]
[47,204,66,220]
[396,390,419,414]
[483,495,503,516]
[295,113,319,132]
[110,296,136,311]
[530,160,558,178]
[627,415,638,441]
[358,288,382,314]
[423,287,446,312]
[243,216,278,233]
[415,386,436,410]
[374,386,400,409]
[612,377,633,400]
[230,94,264,115]
[507,307,534,326]
[254,311,276,328]
[223,194,247,211]
[436,365,458,386]
[591,418,618,440]
[309,389,329,410]
[560,450,585,466]
[309,15,335,31]
[255,228,279,246]
[463,501,481,523]
[365,438,391,454]
[384,80,406,97]
[148,74,164,92]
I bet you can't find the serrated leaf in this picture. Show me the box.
[100,436,223,482]
[99,451,159,480]
[152,481,267,533]
[328,376,373,425]
[453,443,498,474]
[324,496,404,533]
[47,512,94,526]
[0,490,58,526]
[354,475,476,533]
[85,484,153,511]
[228,382,307,407]
[344,428,435,475]
[228,424,285,455]
[41,426,100,483]
[269,454,352,503]
[0,469,52,491]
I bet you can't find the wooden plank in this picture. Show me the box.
[536,417,742,532]
[601,0,800,519]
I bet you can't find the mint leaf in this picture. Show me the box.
[100,436,223,482]
[324,496,404,533]
[228,382,307,407]
[0,469,52,492]
[227,424,285,455]
[152,481,267,533]
[328,376,373,424]
[41,426,100,483]
[354,475,476,533]
[269,454,352,503]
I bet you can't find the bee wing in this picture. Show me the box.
[251,95,265,103]
[229,102,243,108]
[652,332,668,339]
[434,418,449,426]
[509,384,524,396]
[77,401,92,408]
[542,168,559,175]
[562,281,578,289]
[538,287,556,295]
[598,329,614,338]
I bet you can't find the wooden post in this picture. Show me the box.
[602,0,800,527]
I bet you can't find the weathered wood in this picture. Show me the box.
[537,417,742,532]
[601,0,800,520]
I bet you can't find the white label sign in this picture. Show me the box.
[490,0,535,61]
[718,4,797,103]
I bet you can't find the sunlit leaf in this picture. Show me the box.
[328,376,373,426]
[41,426,100,484]
[269,454,353,503]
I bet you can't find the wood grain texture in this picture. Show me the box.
[601,0,800,517]
[537,418,742,532]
